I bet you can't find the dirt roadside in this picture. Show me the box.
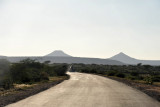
[0,75,70,107]
[6,72,160,107]
[105,76,160,102]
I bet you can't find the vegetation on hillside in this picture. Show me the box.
[72,63,160,85]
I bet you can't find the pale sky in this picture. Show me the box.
[0,0,160,60]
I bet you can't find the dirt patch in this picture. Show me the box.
[105,76,160,102]
[0,75,70,107]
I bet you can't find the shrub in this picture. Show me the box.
[0,58,68,89]
[54,65,68,76]
[144,76,153,85]
[10,59,46,83]
[137,75,144,80]
[152,76,160,82]
[0,59,12,89]
[115,72,125,78]
[131,71,139,76]
[90,69,97,74]
[107,71,117,76]
[0,59,10,73]
[127,75,136,80]
[40,72,49,81]
[81,69,90,73]
[1,76,13,89]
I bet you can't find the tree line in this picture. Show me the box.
[0,59,68,89]
[71,63,160,84]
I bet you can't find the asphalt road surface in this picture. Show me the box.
[7,72,160,107]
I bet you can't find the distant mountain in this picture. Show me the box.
[5,50,124,65]
[46,50,72,57]
[7,56,124,65]
[0,55,7,59]
[110,52,160,65]
[3,51,160,65]
[110,52,137,64]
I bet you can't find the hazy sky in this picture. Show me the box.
[0,0,160,59]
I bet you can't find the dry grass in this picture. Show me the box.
[49,76,67,82]
[0,88,17,97]
[14,84,36,89]
[0,75,69,107]
[154,82,160,86]
[0,76,67,97]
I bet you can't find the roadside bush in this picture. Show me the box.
[97,70,106,75]
[0,59,10,74]
[10,64,35,83]
[90,69,97,74]
[152,76,160,82]
[53,64,68,76]
[81,68,90,73]
[72,64,160,84]
[40,72,49,81]
[0,59,12,89]
[0,58,68,89]
[107,71,117,76]
[115,72,125,78]
[12,59,68,83]
[1,75,13,89]
[131,71,139,76]
[144,76,153,85]
[127,75,136,80]
[137,75,144,80]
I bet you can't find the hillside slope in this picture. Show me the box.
[7,56,124,65]
[46,50,72,57]
[110,52,160,65]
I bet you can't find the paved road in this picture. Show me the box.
[7,72,160,107]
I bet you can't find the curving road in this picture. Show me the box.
[7,72,160,107]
